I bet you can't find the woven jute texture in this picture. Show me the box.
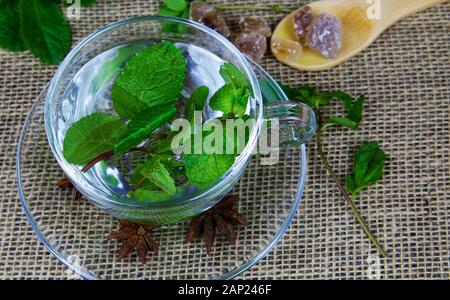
[1,0,449,279]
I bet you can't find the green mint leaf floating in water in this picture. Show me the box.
[184,153,235,189]
[183,124,238,189]
[185,86,209,123]
[111,41,186,119]
[130,164,158,190]
[136,156,177,195]
[19,0,71,64]
[115,105,176,155]
[0,0,26,52]
[134,189,173,203]
[220,62,248,90]
[210,63,250,118]
[345,141,386,196]
[325,94,365,129]
[63,113,127,165]
[209,84,247,118]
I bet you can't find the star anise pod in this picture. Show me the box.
[185,195,246,254]
[107,220,158,264]
[56,177,82,203]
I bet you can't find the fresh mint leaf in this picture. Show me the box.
[308,93,332,107]
[150,131,179,154]
[19,0,71,64]
[134,189,173,202]
[295,85,317,103]
[184,153,235,189]
[111,41,186,119]
[0,0,26,52]
[220,62,247,90]
[156,153,184,174]
[115,105,176,155]
[158,5,180,17]
[185,86,209,123]
[279,83,330,107]
[130,163,158,190]
[325,94,365,129]
[137,156,177,195]
[277,81,298,99]
[325,117,358,129]
[210,84,236,114]
[158,0,190,33]
[345,141,386,196]
[158,5,181,32]
[209,84,248,118]
[63,113,127,165]
[346,95,365,125]
[183,123,238,189]
[329,91,353,110]
[163,0,187,12]
[211,62,249,117]
[93,44,147,91]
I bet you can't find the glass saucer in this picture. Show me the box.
[16,61,307,280]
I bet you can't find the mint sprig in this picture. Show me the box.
[62,42,251,201]
[281,83,388,257]
[63,113,127,165]
[209,62,250,118]
[0,0,96,64]
[111,41,186,119]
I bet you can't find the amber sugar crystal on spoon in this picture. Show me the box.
[272,0,447,71]
[272,1,373,71]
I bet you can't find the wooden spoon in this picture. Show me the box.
[271,0,447,71]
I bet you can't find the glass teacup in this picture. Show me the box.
[44,16,316,224]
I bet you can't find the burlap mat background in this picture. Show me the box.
[1,0,448,279]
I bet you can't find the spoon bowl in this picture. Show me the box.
[272,0,447,71]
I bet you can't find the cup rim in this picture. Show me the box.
[44,16,264,209]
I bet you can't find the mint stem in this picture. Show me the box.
[214,4,293,14]
[131,177,146,192]
[81,148,152,173]
[81,151,114,173]
[315,109,388,258]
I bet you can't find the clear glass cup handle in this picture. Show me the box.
[265,101,317,146]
